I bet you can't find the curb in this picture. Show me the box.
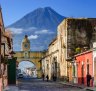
[86,89,94,91]
[59,82,84,89]
[86,88,94,91]
[59,82,95,91]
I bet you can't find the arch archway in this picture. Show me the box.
[17,60,37,78]
[15,51,44,78]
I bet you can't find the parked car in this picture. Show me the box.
[17,73,24,78]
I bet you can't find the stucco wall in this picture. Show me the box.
[75,51,93,86]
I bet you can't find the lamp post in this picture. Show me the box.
[9,50,15,57]
[8,50,15,60]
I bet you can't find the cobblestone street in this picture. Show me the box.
[17,78,86,91]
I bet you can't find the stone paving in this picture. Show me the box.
[17,79,84,91]
[3,85,19,91]
[4,78,95,91]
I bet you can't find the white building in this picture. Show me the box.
[42,37,59,80]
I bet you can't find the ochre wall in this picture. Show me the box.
[14,51,44,78]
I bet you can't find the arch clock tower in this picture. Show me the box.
[21,35,30,58]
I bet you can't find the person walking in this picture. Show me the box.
[86,72,92,87]
[52,74,55,81]
[53,74,57,81]
[42,73,45,81]
[46,75,49,82]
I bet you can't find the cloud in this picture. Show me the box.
[35,29,54,34]
[23,27,37,32]
[7,27,38,34]
[28,35,38,40]
[6,28,23,35]
[28,27,37,30]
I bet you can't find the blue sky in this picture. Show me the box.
[0,0,96,27]
[18,61,35,72]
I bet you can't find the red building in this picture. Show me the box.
[75,50,93,86]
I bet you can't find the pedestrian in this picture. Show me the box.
[52,74,55,81]
[86,72,92,87]
[53,74,57,81]
[46,75,49,82]
[54,75,57,81]
[42,73,45,81]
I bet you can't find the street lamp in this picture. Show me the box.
[8,50,15,59]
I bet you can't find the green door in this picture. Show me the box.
[7,57,17,84]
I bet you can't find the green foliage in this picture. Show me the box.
[75,47,81,54]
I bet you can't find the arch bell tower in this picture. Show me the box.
[13,35,43,78]
[21,35,30,58]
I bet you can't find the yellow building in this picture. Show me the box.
[14,35,44,78]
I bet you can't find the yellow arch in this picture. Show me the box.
[14,51,43,78]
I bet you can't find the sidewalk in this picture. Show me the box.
[59,81,96,91]
[86,87,96,91]
[3,85,19,91]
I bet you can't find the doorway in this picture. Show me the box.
[81,64,84,84]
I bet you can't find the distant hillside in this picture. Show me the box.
[8,7,65,30]
[7,7,65,51]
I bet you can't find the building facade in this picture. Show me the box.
[42,17,96,82]
[58,18,96,82]
[57,21,68,80]
[59,18,96,59]
[42,37,59,80]
[74,50,93,86]
[0,7,13,90]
